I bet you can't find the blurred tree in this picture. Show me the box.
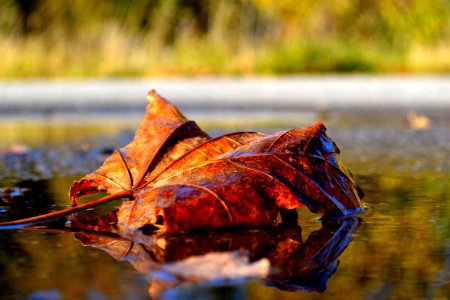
[13,0,42,35]
[0,0,449,76]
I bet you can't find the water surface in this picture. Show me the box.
[0,109,448,299]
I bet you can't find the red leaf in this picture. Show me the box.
[68,91,363,234]
[0,91,363,231]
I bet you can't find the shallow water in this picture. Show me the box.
[0,110,449,300]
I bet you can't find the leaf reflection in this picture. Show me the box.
[71,216,360,298]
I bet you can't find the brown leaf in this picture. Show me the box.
[69,91,364,234]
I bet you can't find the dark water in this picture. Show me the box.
[0,111,449,300]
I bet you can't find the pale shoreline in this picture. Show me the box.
[1,76,449,113]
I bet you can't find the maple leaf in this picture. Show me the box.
[0,91,363,232]
[69,91,363,234]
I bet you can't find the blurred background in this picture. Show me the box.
[0,0,449,78]
[0,2,449,300]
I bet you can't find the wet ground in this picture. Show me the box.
[0,98,449,299]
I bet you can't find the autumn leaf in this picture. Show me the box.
[69,91,363,234]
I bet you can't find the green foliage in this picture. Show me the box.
[255,39,387,74]
[0,0,449,77]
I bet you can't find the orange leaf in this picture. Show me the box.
[69,91,363,234]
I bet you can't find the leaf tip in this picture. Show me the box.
[313,121,326,131]
[146,90,159,103]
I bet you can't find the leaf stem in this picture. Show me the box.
[0,190,134,229]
